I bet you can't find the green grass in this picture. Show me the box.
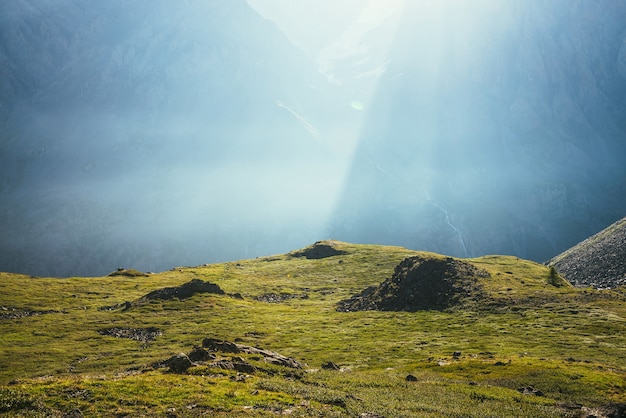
[1,241,625,416]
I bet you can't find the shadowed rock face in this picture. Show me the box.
[548,216,626,289]
[338,256,490,312]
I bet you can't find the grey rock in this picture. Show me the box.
[165,353,193,374]
[548,216,626,289]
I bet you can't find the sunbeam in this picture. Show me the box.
[1,1,625,276]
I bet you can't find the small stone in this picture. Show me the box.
[321,361,341,370]
[166,353,193,373]
[188,346,214,362]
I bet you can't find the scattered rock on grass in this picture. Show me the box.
[581,403,626,418]
[517,386,544,396]
[210,359,257,374]
[164,353,193,374]
[154,338,306,375]
[202,338,240,353]
[202,338,305,368]
[98,301,131,311]
[0,307,60,320]
[188,346,215,362]
[98,327,162,343]
[321,361,341,371]
[62,409,84,418]
[253,293,308,303]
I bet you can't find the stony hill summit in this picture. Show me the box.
[548,215,626,289]
[337,255,490,312]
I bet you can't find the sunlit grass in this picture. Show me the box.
[1,241,624,416]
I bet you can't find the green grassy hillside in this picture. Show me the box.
[1,241,624,417]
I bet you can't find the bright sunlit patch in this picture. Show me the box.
[350,100,364,110]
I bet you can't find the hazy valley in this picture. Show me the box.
[2,0,626,276]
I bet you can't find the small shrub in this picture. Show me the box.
[548,267,565,287]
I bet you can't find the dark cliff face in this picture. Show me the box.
[1,1,625,276]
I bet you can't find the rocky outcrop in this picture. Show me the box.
[137,279,225,302]
[338,256,490,312]
[580,403,626,418]
[290,240,348,259]
[202,338,305,369]
[187,347,215,362]
[108,269,149,277]
[162,353,193,374]
[99,279,225,311]
[548,216,626,288]
[154,338,305,375]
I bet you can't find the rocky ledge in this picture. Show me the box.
[338,256,490,312]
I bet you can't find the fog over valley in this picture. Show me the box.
[1,0,625,276]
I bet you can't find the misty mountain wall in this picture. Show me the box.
[329,0,626,261]
[1,0,625,276]
[1,0,338,276]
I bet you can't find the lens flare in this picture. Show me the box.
[350,100,364,110]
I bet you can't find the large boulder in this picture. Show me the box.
[164,353,193,374]
[338,255,490,312]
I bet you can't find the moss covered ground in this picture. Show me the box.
[0,241,624,417]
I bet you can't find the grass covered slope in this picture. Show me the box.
[0,240,625,417]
